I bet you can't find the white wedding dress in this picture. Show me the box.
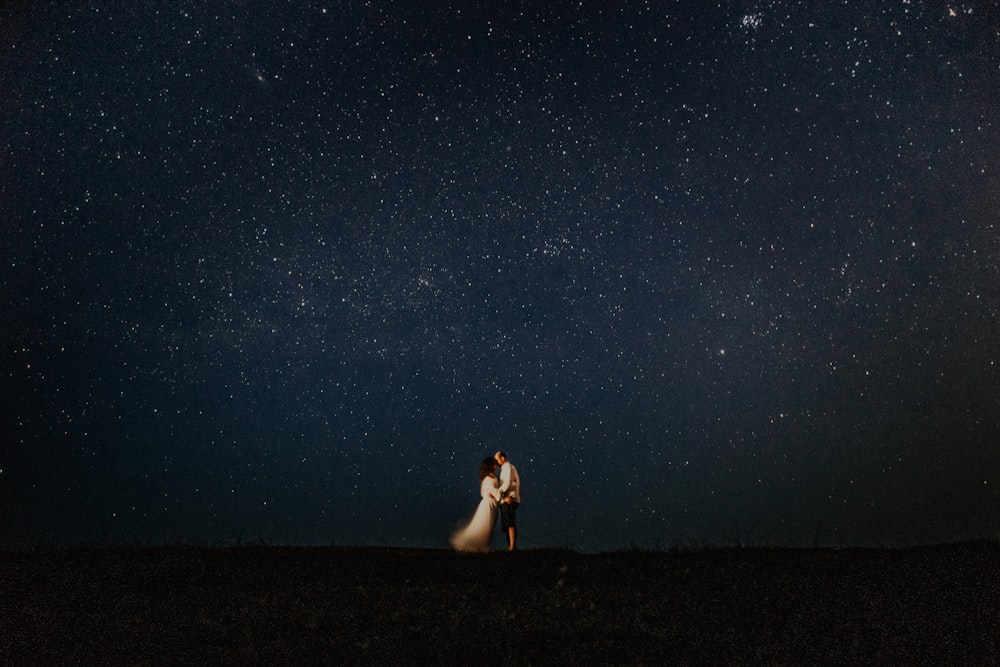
[450,476,501,552]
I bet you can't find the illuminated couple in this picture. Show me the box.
[450,451,521,552]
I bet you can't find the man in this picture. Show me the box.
[494,451,520,551]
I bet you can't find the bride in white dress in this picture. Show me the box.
[450,457,501,552]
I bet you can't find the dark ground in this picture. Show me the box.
[2,542,999,665]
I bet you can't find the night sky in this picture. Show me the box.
[3,1,999,551]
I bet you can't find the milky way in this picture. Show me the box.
[2,1,999,550]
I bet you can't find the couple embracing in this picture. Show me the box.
[450,451,521,552]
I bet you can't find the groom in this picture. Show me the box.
[494,451,520,551]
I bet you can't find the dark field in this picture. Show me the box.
[2,542,999,665]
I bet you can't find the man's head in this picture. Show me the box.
[494,451,507,465]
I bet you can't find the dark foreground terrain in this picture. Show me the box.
[2,542,999,665]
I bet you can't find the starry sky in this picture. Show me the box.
[2,1,999,551]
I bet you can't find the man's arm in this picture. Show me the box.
[497,463,511,494]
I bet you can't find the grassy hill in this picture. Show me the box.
[3,542,999,664]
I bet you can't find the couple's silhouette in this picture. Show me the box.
[450,451,520,552]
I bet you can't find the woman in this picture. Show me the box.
[450,457,501,552]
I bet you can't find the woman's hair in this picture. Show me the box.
[479,457,497,480]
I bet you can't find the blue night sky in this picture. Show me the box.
[3,1,999,551]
